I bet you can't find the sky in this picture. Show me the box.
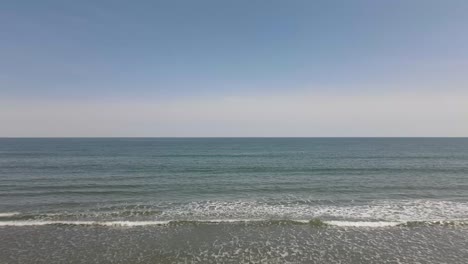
[1,0,468,137]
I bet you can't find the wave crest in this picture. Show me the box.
[1,219,467,228]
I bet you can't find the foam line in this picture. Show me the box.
[324,221,402,227]
[0,212,20,217]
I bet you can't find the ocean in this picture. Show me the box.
[1,138,468,263]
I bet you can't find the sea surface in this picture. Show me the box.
[1,138,468,263]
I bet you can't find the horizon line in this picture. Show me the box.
[1,136,467,139]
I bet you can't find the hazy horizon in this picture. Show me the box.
[2,0,468,137]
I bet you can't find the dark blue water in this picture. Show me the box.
[1,138,468,263]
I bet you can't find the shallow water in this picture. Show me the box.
[2,224,468,264]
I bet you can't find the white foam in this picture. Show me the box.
[202,219,264,223]
[0,220,170,227]
[2,219,467,227]
[0,219,293,226]
[98,221,171,226]
[292,220,310,224]
[0,212,20,217]
[324,221,402,227]
[0,221,81,226]
[3,199,468,227]
[161,199,468,223]
[0,219,401,227]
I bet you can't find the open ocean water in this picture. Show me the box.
[1,138,468,263]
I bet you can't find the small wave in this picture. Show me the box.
[0,219,304,227]
[0,219,320,227]
[323,221,401,227]
[157,199,468,223]
[398,220,468,227]
[0,212,20,217]
[3,199,468,228]
[0,209,163,221]
[322,220,468,227]
[0,220,171,227]
[5,199,468,222]
[1,219,467,228]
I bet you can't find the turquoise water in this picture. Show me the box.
[1,138,468,263]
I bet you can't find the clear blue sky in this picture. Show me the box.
[1,1,468,136]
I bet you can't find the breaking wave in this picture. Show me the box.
[0,219,467,228]
[2,199,468,228]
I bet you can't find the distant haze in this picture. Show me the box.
[1,1,468,137]
[2,92,467,137]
